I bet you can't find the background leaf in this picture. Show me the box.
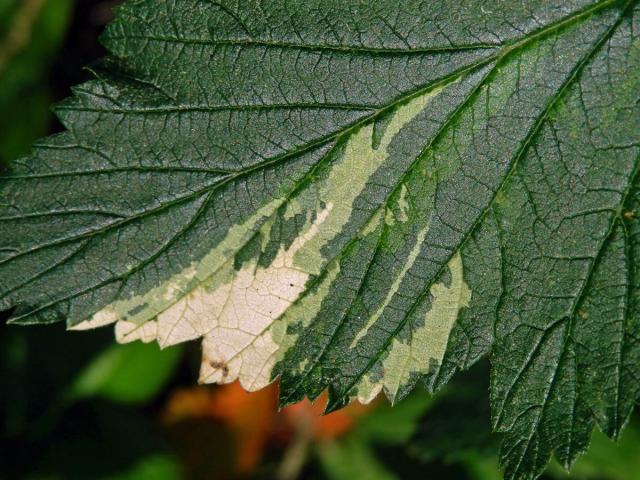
[70,342,183,404]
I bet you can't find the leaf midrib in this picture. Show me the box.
[105,33,501,54]
[106,0,617,56]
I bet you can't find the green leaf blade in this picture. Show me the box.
[490,3,640,478]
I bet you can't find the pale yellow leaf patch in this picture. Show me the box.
[356,252,471,404]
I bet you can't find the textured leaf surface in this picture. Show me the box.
[1,1,640,478]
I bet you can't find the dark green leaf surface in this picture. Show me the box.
[1,1,639,478]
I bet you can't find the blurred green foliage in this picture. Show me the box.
[0,0,72,164]
[70,341,183,404]
[316,391,433,480]
[0,323,185,479]
[314,362,640,480]
[1,2,639,479]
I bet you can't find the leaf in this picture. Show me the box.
[1,1,639,478]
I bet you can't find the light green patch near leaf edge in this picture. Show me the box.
[356,253,471,403]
